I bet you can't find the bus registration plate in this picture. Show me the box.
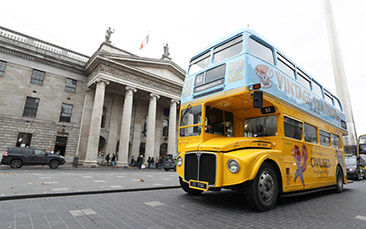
[189,180,209,191]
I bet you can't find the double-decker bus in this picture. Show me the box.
[176,28,348,211]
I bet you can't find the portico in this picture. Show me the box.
[78,42,184,167]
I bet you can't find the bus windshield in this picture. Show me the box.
[359,135,366,154]
[180,105,202,137]
[189,51,210,75]
[205,106,234,137]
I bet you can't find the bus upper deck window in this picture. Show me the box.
[248,37,274,65]
[189,51,210,75]
[213,36,243,64]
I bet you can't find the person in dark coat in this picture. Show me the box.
[111,153,116,167]
[105,153,110,166]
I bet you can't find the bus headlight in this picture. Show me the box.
[227,159,239,173]
[177,156,183,167]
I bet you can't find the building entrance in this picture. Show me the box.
[54,136,67,156]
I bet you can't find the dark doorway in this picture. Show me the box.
[16,132,32,147]
[139,142,146,157]
[160,143,167,157]
[54,136,67,156]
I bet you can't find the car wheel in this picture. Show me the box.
[179,177,203,195]
[10,159,23,169]
[164,168,169,171]
[335,166,344,193]
[357,173,361,181]
[49,160,60,169]
[245,162,279,211]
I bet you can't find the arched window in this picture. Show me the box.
[101,107,106,128]
[162,119,169,137]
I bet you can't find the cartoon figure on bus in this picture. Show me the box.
[292,144,308,187]
[255,64,273,88]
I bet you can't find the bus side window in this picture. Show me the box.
[331,133,340,149]
[224,111,234,137]
[248,37,274,65]
[284,116,302,140]
[304,123,317,144]
[319,130,330,147]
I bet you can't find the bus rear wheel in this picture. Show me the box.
[245,162,279,211]
[179,177,203,195]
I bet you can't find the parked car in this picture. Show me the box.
[345,155,365,180]
[163,154,177,171]
[1,147,65,169]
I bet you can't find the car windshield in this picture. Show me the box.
[345,156,357,167]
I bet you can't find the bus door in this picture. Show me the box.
[282,116,307,191]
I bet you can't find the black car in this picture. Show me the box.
[1,147,65,169]
[163,154,177,171]
[345,155,365,180]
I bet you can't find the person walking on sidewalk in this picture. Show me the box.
[111,153,116,167]
[105,153,110,166]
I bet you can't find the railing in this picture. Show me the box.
[0,26,89,63]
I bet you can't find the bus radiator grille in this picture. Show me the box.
[184,153,216,185]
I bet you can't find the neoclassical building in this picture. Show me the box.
[0,26,185,166]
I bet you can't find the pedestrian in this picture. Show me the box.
[105,153,110,166]
[137,154,144,169]
[158,156,163,169]
[155,157,159,169]
[111,153,116,167]
[150,157,154,169]
[130,155,135,166]
[147,156,151,169]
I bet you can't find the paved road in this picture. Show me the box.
[1,166,366,228]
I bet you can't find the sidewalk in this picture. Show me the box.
[0,164,180,201]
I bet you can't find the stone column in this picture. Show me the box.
[105,95,122,157]
[84,79,109,167]
[117,86,137,167]
[145,93,160,160]
[168,99,179,155]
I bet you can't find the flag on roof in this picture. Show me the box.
[140,34,149,50]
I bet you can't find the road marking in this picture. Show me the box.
[144,175,153,177]
[93,180,105,183]
[82,176,93,178]
[117,176,125,178]
[42,181,59,184]
[152,183,163,186]
[132,179,141,182]
[109,185,123,188]
[144,201,165,207]
[70,208,97,217]
[39,177,51,179]
[355,215,366,221]
[52,188,69,191]
[163,178,171,180]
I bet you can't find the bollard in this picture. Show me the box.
[72,156,79,168]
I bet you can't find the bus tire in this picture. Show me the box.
[335,166,344,193]
[245,162,279,211]
[179,177,203,195]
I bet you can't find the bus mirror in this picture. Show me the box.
[253,91,263,108]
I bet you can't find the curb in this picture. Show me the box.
[0,185,181,202]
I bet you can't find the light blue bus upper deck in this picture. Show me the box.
[181,28,347,132]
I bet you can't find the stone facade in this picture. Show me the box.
[0,26,185,165]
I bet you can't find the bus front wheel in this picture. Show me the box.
[245,162,279,211]
[179,177,203,195]
[335,166,344,193]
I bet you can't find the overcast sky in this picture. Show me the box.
[1,0,366,137]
